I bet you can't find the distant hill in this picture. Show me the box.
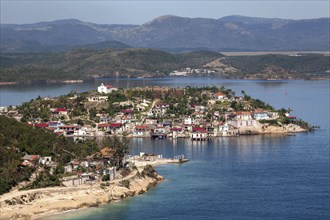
[1,15,329,53]
[0,48,223,82]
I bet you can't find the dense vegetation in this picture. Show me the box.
[0,48,223,82]
[221,54,330,79]
[0,116,98,194]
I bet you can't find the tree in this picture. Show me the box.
[103,134,130,169]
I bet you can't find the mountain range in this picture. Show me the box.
[1,15,329,53]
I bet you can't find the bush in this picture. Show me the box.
[141,165,157,178]
[119,180,130,188]
[102,174,110,182]
[259,119,279,126]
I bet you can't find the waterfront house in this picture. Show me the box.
[109,123,124,134]
[97,83,117,94]
[191,128,208,141]
[134,125,149,136]
[253,111,270,120]
[236,112,253,121]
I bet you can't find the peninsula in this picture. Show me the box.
[0,85,310,219]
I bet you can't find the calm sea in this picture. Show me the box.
[2,78,329,219]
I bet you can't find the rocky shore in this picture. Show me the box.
[0,167,163,220]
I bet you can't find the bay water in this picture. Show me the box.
[1,78,329,219]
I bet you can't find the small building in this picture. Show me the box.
[97,83,117,94]
[213,92,226,100]
[39,156,52,166]
[87,96,108,102]
[134,125,148,136]
[52,108,68,115]
[146,118,158,125]
[184,117,194,125]
[253,112,270,120]
[191,129,208,141]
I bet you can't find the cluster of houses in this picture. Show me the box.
[1,83,293,141]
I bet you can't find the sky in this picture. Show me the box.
[1,0,329,24]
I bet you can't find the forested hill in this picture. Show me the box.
[1,15,329,52]
[1,48,329,82]
[0,49,223,82]
[0,116,98,194]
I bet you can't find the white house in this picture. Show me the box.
[184,117,194,125]
[97,83,117,94]
[87,96,108,102]
[39,156,52,166]
[213,92,227,100]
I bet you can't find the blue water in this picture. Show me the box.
[1,78,328,219]
[35,78,330,219]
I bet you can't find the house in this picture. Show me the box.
[48,121,63,128]
[97,123,110,130]
[21,154,40,167]
[194,105,207,112]
[97,83,117,94]
[134,125,148,136]
[184,117,194,125]
[99,116,111,124]
[64,163,73,173]
[109,123,124,133]
[213,92,227,100]
[52,108,68,115]
[288,116,297,122]
[74,129,87,136]
[87,96,108,102]
[236,112,253,121]
[253,112,270,120]
[39,156,52,166]
[191,128,208,141]
[121,109,134,115]
[58,125,77,135]
[193,112,205,118]
[146,118,158,125]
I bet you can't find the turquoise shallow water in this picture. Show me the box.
[38,79,330,219]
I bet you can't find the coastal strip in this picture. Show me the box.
[0,158,186,220]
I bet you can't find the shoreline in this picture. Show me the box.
[0,161,179,220]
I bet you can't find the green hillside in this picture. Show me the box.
[0,48,223,82]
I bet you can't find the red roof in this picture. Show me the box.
[35,123,49,128]
[193,127,207,132]
[97,123,109,128]
[45,127,56,131]
[136,125,147,129]
[53,108,68,113]
[105,85,113,88]
[121,109,134,114]
[214,92,226,97]
[171,127,182,131]
[109,123,122,128]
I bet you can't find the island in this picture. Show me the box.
[0,85,311,219]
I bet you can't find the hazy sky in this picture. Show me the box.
[1,1,329,24]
